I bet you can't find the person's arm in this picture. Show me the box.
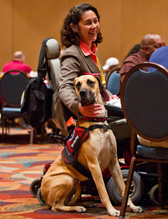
[118,56,140,97]
[59,49,80,117]
[120,60,136,88]
[23,64,32,74]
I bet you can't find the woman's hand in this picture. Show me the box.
[79,103,103,117]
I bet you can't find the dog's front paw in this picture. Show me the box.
[76,206,87,213]
[128,199,144,213]
[131,205,144,213]
[108,208,120,217]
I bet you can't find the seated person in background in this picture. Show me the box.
[59,3,119,121]
[138,45,168,148]
[118,34,165,97]
[103,57,119,80]
[1,51,32,116]
[3,51,32,75]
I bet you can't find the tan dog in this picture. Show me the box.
[41,75,143,217]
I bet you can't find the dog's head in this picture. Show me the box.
[74,75,103,106]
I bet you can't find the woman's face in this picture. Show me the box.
[76,10,100,48]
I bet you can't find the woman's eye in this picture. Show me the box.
[85,21,92,25]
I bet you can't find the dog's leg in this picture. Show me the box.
[52,201,86,213]
[52,202,86,213]
[67,180,81,206]
[50,175,86,213]
[86,158,120,217]
[68,180,97,208]
[108,159,143,213]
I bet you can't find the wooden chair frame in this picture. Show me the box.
[119,62,168,218]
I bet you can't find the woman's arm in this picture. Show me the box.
[59,50,80,117]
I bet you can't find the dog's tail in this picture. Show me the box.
[67,180,81,206]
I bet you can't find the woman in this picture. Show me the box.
[59,3,118,121]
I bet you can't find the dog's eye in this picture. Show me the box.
[87,79,95,87]
[76,81,81,90]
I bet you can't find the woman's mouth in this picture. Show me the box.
[89,32,97,36]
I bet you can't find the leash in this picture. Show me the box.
[95,51,111,101]
[95,51,106,87]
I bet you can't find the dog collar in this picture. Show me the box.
[80,110,108,122]
[81,117,107,122]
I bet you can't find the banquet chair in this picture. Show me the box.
[119,62,168,218]
[106,67,120,95]
[0,70,33,144]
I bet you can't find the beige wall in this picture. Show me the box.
[0,0,168,71]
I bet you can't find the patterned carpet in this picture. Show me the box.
[0,127,168,219]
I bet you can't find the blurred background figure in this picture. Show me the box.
[103,57,119,80]
[1,51,32,126]
[3,51,32,75]
[118,34,165,97]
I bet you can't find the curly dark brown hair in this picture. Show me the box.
[61,3,103,48]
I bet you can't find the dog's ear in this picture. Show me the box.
[74,78,81,90]
[95,76,103,96]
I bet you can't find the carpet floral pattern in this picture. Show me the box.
[0,142,168,219]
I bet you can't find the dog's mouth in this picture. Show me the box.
[79,89,95,106]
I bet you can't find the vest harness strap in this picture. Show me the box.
[61,124,112,179]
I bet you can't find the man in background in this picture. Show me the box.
[3,51,32,74]
[1,51,32,122]
[118,34,165,97]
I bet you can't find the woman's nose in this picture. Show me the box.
[91,22,96,28]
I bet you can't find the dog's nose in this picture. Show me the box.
[80,89,87,97]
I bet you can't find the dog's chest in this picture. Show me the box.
[82,129,115,170]
[85,128,115,155]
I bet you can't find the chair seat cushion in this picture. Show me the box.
[137,145,168,160]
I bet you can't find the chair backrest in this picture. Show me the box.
[106,67,120,95]
[45,38,68,130]
[46,38,61,92]
[0,70,28,107]
[120,62,168,142]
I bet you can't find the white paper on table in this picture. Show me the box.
[106,98,121,108]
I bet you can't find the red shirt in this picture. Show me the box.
[3,60,32,74]
[79,41,98,65]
